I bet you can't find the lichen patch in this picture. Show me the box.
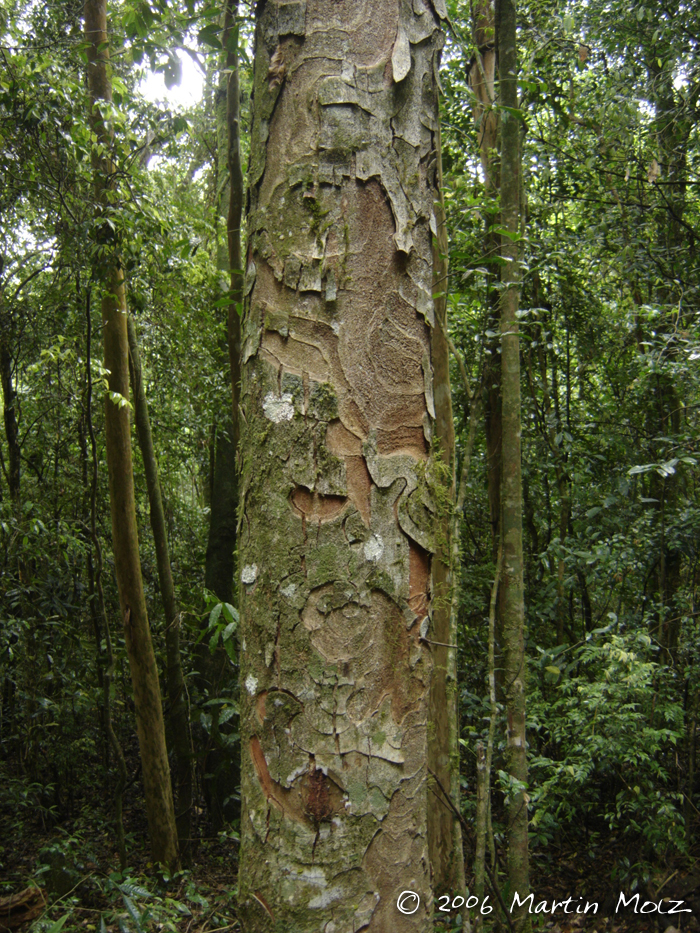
[363,533,384,562]
[263,391,295,422]
[242,564,259,584]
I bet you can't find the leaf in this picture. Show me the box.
[225,23,239,54]
[501,105,528,125]
[198,23,222,49]
[163,53,182,90]
[218,705,238,725]
[46,915,71,933]
[629,463,654,475]
[222,603,239,623]
[208,603,223,628]
[119,883,153,900]
[121,895,143,933]
[656,458,678,477]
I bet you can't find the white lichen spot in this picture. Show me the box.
[364,533,384,562]
[331,320,340,335]
[263,391,295,422]
[241,564,258,584]
[245,673,258,695]
[241,637,247,652]
[280,582,297,598]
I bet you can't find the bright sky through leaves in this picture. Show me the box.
[139,49,204,109]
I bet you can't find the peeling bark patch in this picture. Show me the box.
[345,456,372,526]
[300,761,345,824]
[250,738,345,829]
[255,691,268,724]
[391,24,411,82]
[249,736,312,826]
[301,586,423,724]
[326,419,362,456]
[408,539,431,619]
[267,46,287,89]
[291,486,348,522]
[305,0,398,68]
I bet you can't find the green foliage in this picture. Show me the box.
[444,0,700,884]
[529,627,686,858]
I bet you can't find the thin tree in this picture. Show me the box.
[428,120,466,898]
[84,0,179,871]
[0,304,21,509]
[127,314,194,863]
[198,0,244,829]
[497,0,530,925]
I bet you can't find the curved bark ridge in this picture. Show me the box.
[239,1,446,929]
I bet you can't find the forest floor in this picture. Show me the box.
[1,782,698,933]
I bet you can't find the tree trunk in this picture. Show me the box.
[0,330,20,508]
[497,0,530,926]
[85,281,128,869]
[84,0,179,871]
[470,0,501,563]
[428,120,466,899]
[224,0,243,429]
[238,1,449,928]
[127,313,194,864]
[474,545,501,933]
[204,2,242,604]
[198,0,244,830]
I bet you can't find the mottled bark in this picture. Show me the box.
[127,314,194,863]
[496,0,530,926]
[428,120,465,899]
[239,1,448,929]
[84,0,179,871]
